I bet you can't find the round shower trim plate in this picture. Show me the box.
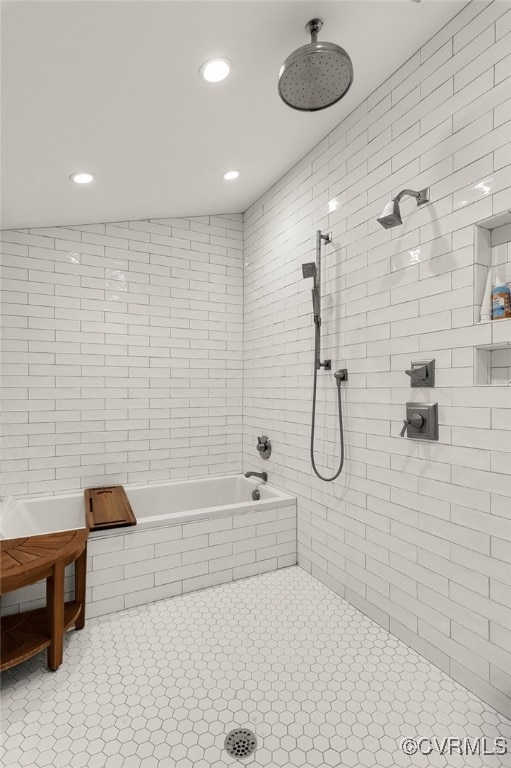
[305,18,323,35]
[224,728,258,759]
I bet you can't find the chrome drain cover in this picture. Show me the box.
[224,728,257,759]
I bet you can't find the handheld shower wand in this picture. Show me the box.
[302,231,346,482]
[301,263,321,327]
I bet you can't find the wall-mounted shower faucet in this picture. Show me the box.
[405,359,435,387]
[245,471,268,482]
[400,402,438,440]
[256,435,271,460]
[377,188,430,229]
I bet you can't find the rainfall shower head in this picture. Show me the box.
[377,187,430,229]
[279,19,353,112]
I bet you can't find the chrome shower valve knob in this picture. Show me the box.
[400,402,439,440]
[400,413,424,437]
[256,435,271,459]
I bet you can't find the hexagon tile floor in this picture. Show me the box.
[2,567,510,768]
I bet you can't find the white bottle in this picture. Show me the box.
[480,268,492,323]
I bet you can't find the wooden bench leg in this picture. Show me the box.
[75,545,87,630]
[46,560,65,671]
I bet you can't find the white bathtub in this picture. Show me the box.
[1,474,297,619]
[0,474,294,539]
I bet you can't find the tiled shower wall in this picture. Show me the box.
[243,1,511,717]
[0,214,243,496]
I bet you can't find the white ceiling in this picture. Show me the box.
[1,0,467,230]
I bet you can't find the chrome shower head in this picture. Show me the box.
[377,187,430,229]
[279,19,353,112]
[377,199,402,229]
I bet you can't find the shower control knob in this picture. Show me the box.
[256,435,271,460]
[400,413,424,437]
[399,419,410,437]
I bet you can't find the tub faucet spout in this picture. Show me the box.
[245,471,268,482]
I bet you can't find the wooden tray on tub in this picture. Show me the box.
[85,486,137,531]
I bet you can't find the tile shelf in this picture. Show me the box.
[475,317,511,350]
[473,214,511,385]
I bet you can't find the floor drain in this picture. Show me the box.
[224,728,257,759]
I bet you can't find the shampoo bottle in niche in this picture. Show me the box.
[492,277,511,320]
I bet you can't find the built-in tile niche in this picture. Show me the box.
[474,212,511,386]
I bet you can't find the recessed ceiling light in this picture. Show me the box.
[200,58,232,83]
[222,170,239,181]
[70,171,95,184]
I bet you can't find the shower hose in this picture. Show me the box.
[310,324,345,482]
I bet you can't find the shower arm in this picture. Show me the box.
[306,18,323,43]
[393,188,429,206]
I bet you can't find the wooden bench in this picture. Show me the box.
[0,528,88,671]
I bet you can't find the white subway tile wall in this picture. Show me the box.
[0,215,243,496]
[1,505,297,617]
[243,3,511,717]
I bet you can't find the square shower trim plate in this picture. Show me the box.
[405,402,439,441]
